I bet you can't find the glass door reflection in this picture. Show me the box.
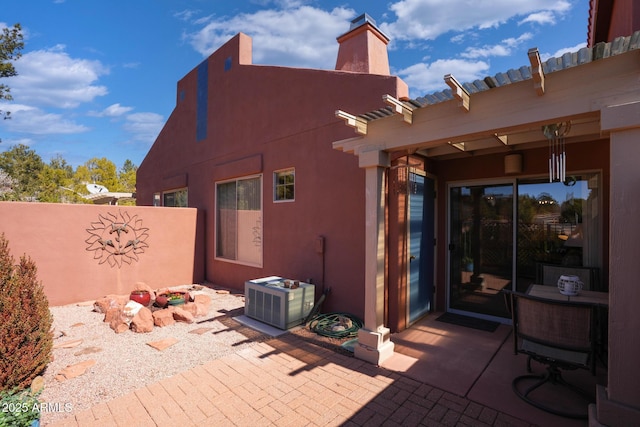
[449,183,513,319]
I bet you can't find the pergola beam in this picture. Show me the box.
[382,94,414,124]
[444,74,470,111]
[528,48,545,96]
[494,133,508,145]
[335,110,367,135]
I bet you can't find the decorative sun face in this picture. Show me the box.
[85,211,149,267]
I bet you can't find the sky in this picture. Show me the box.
[1,0,591,169]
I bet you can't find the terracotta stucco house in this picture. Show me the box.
[330,1,639,425]
[136,15,409,322]
[137,3,639,423]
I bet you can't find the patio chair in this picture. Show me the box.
[503,289,598,419]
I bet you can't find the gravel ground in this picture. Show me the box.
[38,283,354,426]
[39,284,272,425]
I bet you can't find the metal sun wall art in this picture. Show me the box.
[85,211,149,267]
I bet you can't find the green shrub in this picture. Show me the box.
[0,387,41,427]
[0,233,53,392]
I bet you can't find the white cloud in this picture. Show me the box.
[10,45,109,109]
[519,11,557,25]
[381,0,572,42]
[123,112,164,144]
[0,137,33,147]
[174,9,200,22]
[397,58,490,96]
[0,103,89,135]
[541,42,588,61]
[461,32,533,59]
[88,103,134,118]
[184,6,355,69]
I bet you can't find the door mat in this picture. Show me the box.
[435,312,500,332]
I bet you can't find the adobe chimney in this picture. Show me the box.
[335,13,391,75]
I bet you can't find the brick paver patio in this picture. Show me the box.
[45,333,535,427]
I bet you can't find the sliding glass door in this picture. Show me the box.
[515,174,601,292]
[449,183,514,319]
[448,174,601,320]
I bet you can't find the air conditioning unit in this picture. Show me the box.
[245,276,315,330]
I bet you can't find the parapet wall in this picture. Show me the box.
[0,202,204,306]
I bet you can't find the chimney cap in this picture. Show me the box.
[350,13,377,30]
[341,13,390,42]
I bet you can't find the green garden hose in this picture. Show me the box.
[307,312,363,339]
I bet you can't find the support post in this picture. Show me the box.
[594,102,640,425]
[354,149,394,365]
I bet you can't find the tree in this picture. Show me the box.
[0,144,45,201]
[0,23,24,124]
[118,159,137,193]
[0,145,137,203]
[0,169,16,200]
[37,155,86,203]
[74,157,120,192]
[0,233,53,392]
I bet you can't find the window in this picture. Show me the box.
[163,188,188,207]
[274,168,295,202]
[216,175,262,266]
[516,173,601,292]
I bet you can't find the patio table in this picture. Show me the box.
[527,284,608,306]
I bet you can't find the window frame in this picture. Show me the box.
[162,188,188,207]
[214,174,263,267]
[273,168,295,203]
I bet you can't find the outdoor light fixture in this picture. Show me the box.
[504,153,523,174]
[543,122,571,183]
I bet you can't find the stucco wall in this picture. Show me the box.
[136,33,408,321]
[0,202,204,306]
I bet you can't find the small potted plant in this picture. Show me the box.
[156,290,189,306]
[166,291,187,306]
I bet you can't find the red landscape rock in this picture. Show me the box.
[109,310,128,333]
[172,307,194,324]
[131,307,154,333]
[152,309,176,327]
[146,337,178,351]
[93,297,118,314]
[182,302,198,317]
[103,307,122,323]
[55,359,96,381]
[193,294,211,316]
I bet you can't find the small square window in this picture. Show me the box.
[163,188,188,207]
[274,169,295,202]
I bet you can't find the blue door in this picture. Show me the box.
[408,172,435,323]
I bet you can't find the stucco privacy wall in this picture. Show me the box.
[0,202,204,306]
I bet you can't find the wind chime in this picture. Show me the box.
[543,122,571,183]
